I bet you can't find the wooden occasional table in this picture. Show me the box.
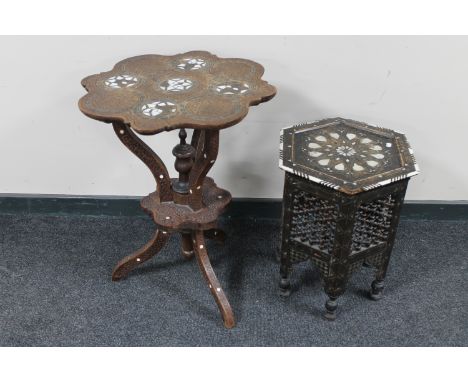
[78,51,275,328]
[279,118,419,320]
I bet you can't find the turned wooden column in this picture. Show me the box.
[172,128,195,196]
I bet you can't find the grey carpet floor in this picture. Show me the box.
[0,214,466,346]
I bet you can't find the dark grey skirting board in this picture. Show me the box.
[0,194,467,220]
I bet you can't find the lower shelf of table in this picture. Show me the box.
[141,177,232,230]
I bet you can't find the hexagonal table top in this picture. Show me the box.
[279,118,419,195]
[78,51,276,135]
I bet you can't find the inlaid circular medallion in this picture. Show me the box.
[216,82,249,95]
[176,58,206,70]
[105,75,138,89]
[160,78,193,92]
[140,101,177,118]
[79,51,277,134]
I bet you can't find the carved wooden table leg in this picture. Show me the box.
[192,230,235,329]
[112,123,173,202]
[188,130,219,211]
[111,122,173,278]
[369,188,406,301]
[112,229,170,281]
[181,232,194,259]
[112,123,235,327]
[279,260,292,297]
[204,228,226,243]
[279,176,294,296]
[322,200,356,320]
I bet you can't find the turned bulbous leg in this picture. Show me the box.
[370,279,385,301]
[324,297,338,321]
[275,246,281,263]
[279,264,292,297]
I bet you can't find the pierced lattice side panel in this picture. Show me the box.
[289,248,310,264]
[347,260,363,276]
[287,249,330,275]
[351,194,396,254]
[365,252,387,268]
[310,257,330,276]
[289,191,338,254]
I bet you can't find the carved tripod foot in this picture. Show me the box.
[112,229,170,281]
[192,230,235,329]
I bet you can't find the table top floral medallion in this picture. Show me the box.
[79,51,276,134]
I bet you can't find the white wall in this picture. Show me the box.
[1,36,467,200]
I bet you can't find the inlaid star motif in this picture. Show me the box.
[141,101,177,118]
[160,78,193,92]
[104,75,138,89]
[304,131,387,174]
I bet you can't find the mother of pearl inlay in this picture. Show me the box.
[302,130,391,174]
[177,58,206,70]
[105,75,138,89]
[141,101,177,117]
[160,78,193,92]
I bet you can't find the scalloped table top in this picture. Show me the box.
[78,51,276,135]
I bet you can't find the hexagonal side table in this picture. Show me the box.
[278,118,419,320]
